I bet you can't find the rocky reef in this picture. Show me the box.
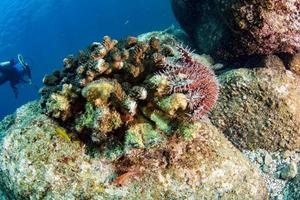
[1,23,300,199]
[0,30,271,199]
[0,101,268,199]
[171,0,300,60]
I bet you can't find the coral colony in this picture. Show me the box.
[40,36,219,148]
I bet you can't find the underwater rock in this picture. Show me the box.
[171,0,229,56]
[261,55,286,71]
[243,149,300,199]
[0,102,268,199]
[280,161,298,180]
[215,0,300,56]
[137,26,194,49]
[171,0,300,60]
[282,163,300,199]
[210,67,300,151]
[288,53,300,76]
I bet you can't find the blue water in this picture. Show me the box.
[0,0,176,119]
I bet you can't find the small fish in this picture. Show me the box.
[124,20,129,25]
[55,127,71,142]
[111,171,139,186]
[121,113,134,123]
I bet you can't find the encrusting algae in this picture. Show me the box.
[40,35,219,152]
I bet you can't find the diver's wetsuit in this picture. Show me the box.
[0,60,31,98]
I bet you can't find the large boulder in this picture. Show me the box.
[171,0,300,60]
[210,67,300,151]
[171,0,230,57]
[0,102,268,199]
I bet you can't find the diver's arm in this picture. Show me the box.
[9,81,18,98]
[0,61,11,67]
[0,60,14,73]
[0,61,11,73]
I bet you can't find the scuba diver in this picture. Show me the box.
[0,54,33,98]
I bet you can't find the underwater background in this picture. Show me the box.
[0,0,176,119]
[0,0,300,199]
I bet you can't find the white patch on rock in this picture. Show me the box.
[275,85,288,95]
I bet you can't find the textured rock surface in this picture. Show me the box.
[171,0,300,59]
[288,53,300,76]
[138,26,194,48]
[261,55,286,71]
[243,149,300,199]
[215,0,300,55]
[283,165,300,199]
[210,67,300,151]
[171,0,230,56]
[0,102,268,199]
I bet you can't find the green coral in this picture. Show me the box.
[178,122,200,140]
[145,74,169,96]
[156,93,188,116]
[142,107,173,134]
[75,103,123,137]
[103,143,125,160]
[125,123,164,149]
[75,103,95,132]
[150,112,173,134]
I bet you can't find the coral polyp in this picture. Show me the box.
[40,35,219,150]
[160,44,219,121]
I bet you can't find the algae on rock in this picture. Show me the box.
[0,102,268,199]
[210,67,300,151]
